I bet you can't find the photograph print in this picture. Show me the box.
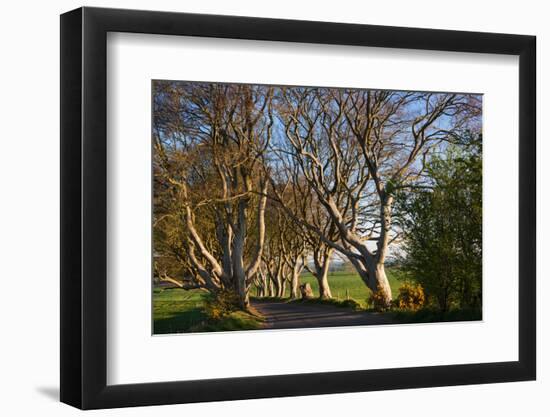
[152,80,482,335]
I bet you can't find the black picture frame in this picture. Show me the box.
[60,6,536,410]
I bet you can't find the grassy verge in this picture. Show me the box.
[289,297,364,311]
[153,287,209,334]
[189,310,264,332]
[153,287,263,334]
[391,307,482,324]
[253,295,364,311]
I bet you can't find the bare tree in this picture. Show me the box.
[270,164,337,299]
[257,204,307,298]
[275,87,478,307]
[153,81,274,308]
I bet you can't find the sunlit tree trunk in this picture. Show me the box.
[290,257,305,299]
[314,248,333,299]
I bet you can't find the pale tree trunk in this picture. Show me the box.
[257,269,268,297]
[234,261,249,308]
[232,199,249,309]
[268,278,275,297]
[322,194,393,307]
[272,271,281,297]
[290,273,299,299]
[315,259,332,299]
[290,258,305,299]
[347,252,392,308]
[252,273,263,297]
[368,196,394,306]
[274,260,286,298]
[369,263,392,305]
[309,247,333,299]
[264,260,276,297]
[272,265,281,297]
[230,176,268,310]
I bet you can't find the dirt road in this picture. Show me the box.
[252,299,394,330]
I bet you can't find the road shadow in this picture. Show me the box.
[253,299,394,330]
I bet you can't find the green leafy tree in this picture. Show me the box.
[399,134,482,312]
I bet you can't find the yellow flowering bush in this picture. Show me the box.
[203,290,240,319]
[394,282,425,311]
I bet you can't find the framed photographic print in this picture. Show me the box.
[60,6,536,410]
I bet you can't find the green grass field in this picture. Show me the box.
[153,268,409,333]
[252,268,408,307]
[153,287,264,334]
[153,288,208,334]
